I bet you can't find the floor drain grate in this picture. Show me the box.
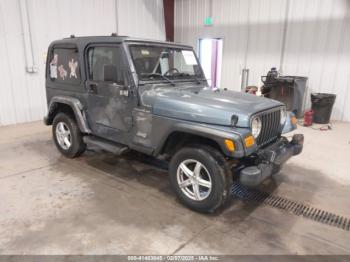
[231,183,350,231]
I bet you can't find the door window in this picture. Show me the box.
[87,46,124,85]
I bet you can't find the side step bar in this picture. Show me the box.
[83,136,129,155]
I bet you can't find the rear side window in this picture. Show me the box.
[49,48,80,84]
[87,46,124,85]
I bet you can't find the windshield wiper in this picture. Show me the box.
[173,72,203,84]
[140,73,175,86]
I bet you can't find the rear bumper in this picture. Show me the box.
[239,134,304,187]
[43,116,50,125]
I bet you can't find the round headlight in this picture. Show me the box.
[280,107,287,126]
[251,116,262,138]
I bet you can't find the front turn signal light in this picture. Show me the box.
[224,139,235,152]
[244,135,255,148]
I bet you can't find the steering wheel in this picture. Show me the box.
[164,68,180,76]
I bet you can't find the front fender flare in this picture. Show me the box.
[152,118,247,158]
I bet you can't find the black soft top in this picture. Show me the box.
[48,35,193,50]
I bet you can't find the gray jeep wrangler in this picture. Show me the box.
[44,35,304,213]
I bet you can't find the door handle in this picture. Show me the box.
[88,83,98,94]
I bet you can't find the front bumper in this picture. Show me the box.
[239,134,304,187]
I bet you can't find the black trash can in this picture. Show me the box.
[311,93,336,124]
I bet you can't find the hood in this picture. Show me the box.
[140,85,283,127]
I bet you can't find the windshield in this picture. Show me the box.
[129,45,204,81]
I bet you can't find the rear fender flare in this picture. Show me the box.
[46,96,91,133]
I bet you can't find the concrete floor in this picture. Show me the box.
[0,121,350,255]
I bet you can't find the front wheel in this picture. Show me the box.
[169,146,232,213]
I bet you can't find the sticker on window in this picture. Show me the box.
[50,54,58,78]
[58,65,67,80]
[141,49,150,56]
[68,59,78,78]
[182,50,197,65]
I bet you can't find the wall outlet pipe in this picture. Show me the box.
[18,0,37,73]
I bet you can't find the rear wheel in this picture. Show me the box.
[52,112,86,158]
[169,145,232,213]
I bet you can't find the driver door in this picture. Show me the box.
[85,44,133,142]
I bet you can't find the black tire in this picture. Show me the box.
[272,165,282,175]
[52,112,86,158]
[169,145,233,213]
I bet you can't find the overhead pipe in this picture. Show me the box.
[240,0,251,92]
[279,0,291,74]
[18,0,37,73]
[115,0,119,35]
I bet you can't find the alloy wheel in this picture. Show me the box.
[176,159,212,201]
[55,122,72,150]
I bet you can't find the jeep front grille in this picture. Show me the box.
[255,108,281,147]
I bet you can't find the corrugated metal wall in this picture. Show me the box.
[117,0,165,39]
[283,0,350,120]
[175,0,350,121]
[0,0,165,126]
